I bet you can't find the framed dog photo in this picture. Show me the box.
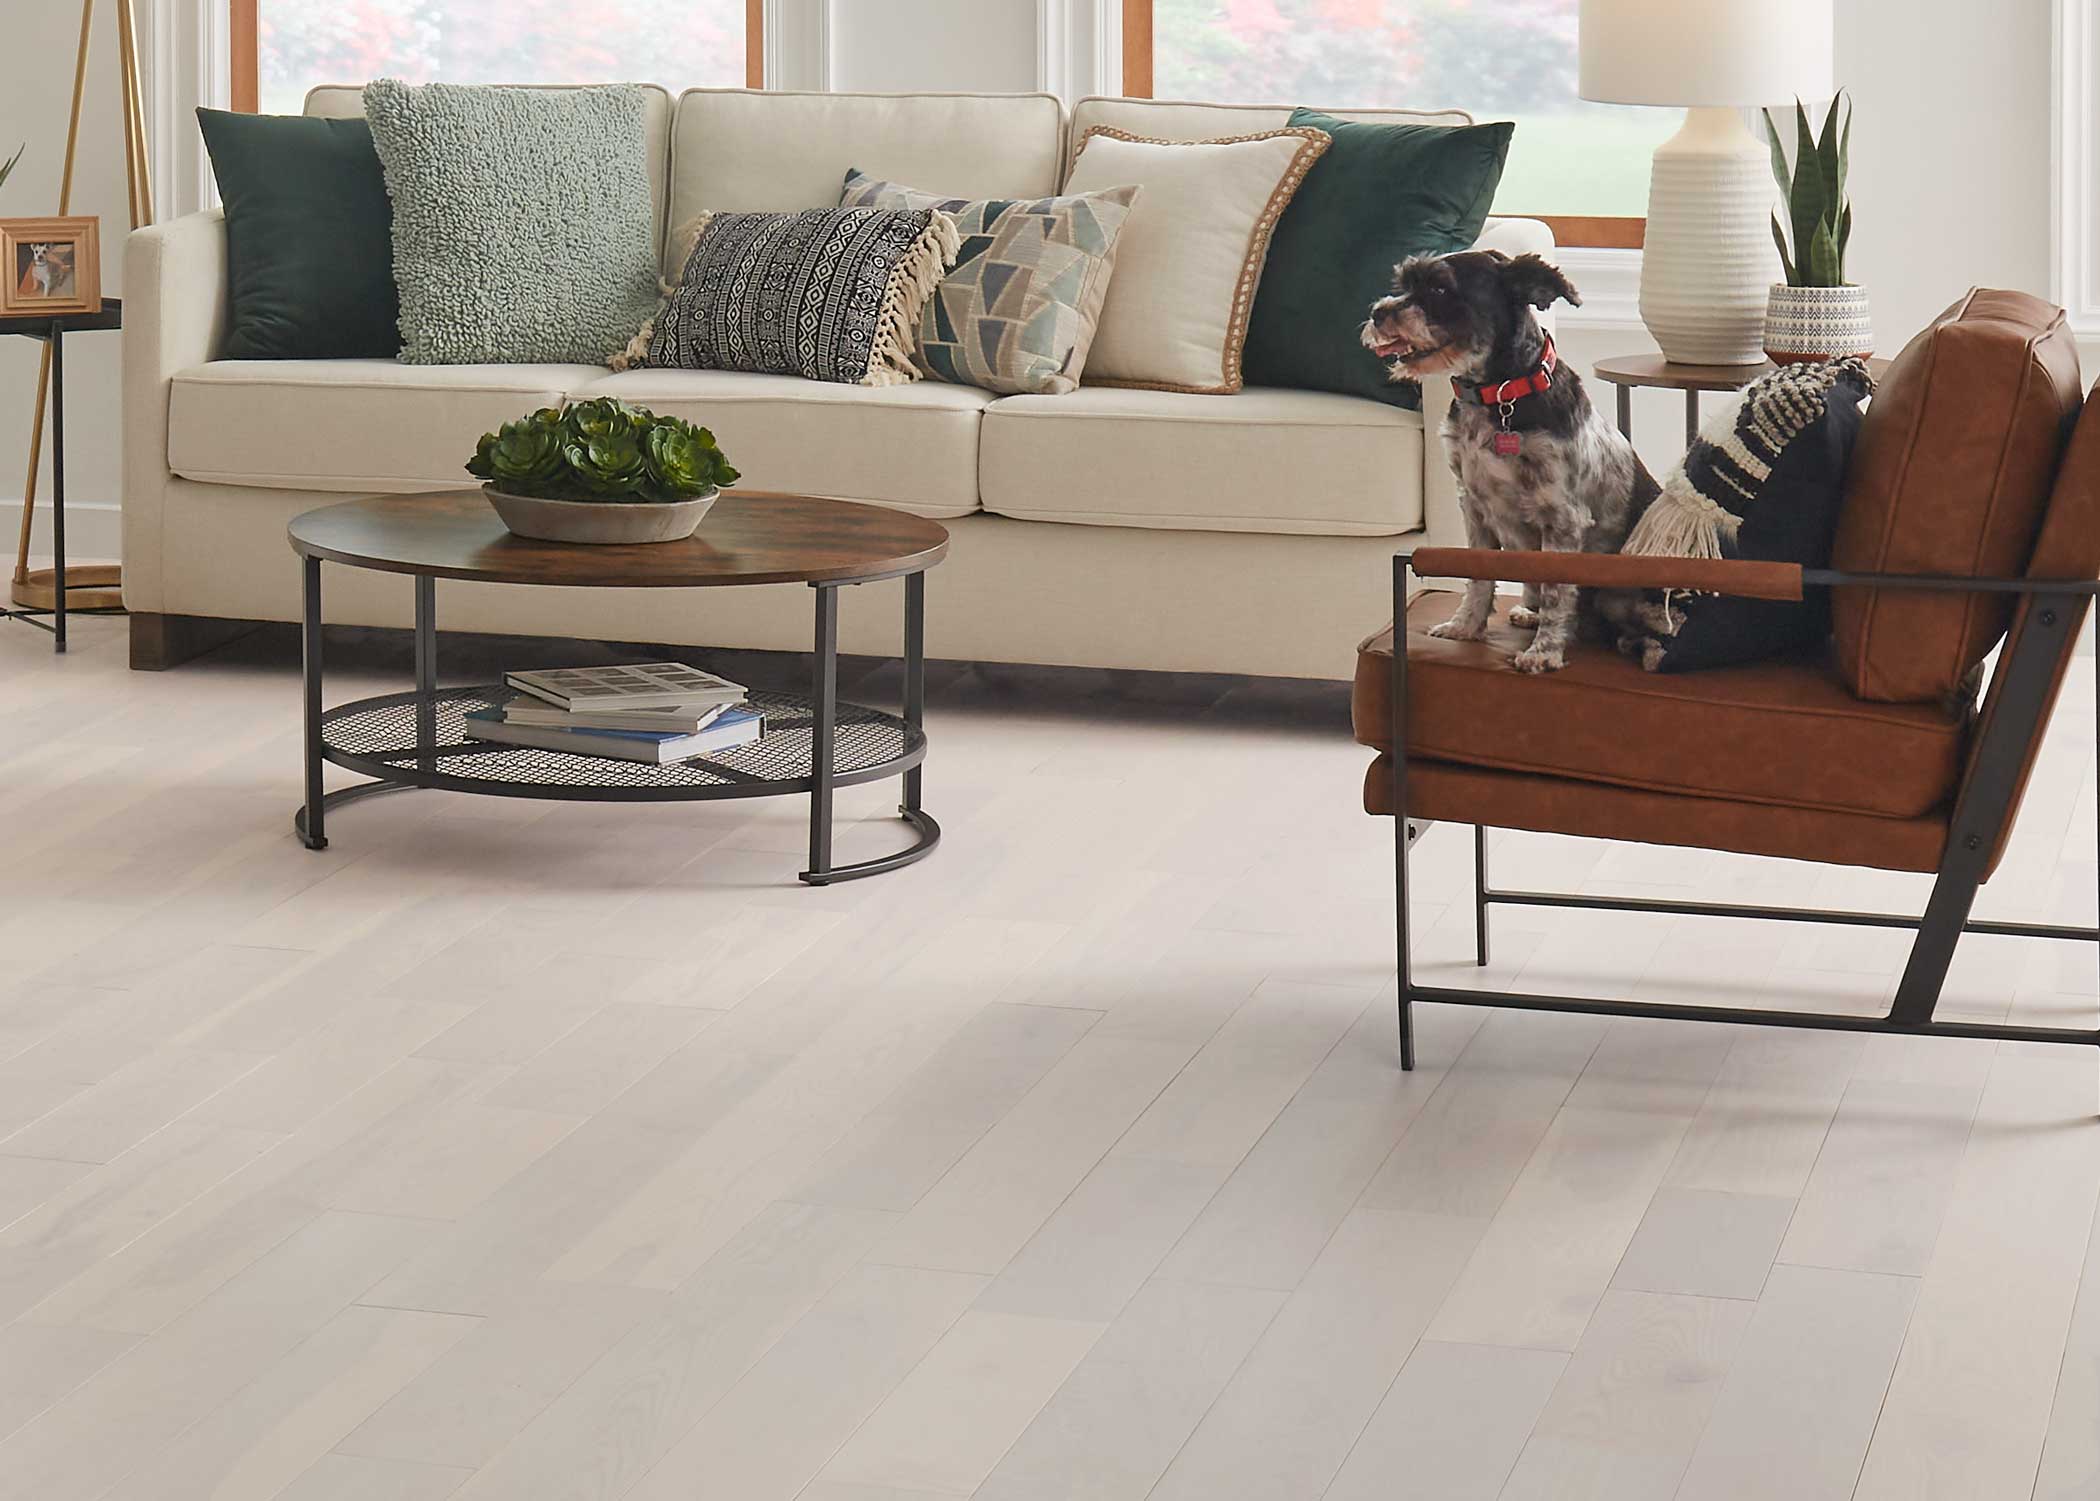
[0,216,101,317]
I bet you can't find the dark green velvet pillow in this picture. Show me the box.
[1242,109,1513,410]
[197,108,399,360]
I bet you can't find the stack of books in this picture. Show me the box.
[463,663,765,764]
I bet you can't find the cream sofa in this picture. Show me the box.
[124,88,1552,678]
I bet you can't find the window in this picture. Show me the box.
[1125,0,1674,248]
[231,0,759,115]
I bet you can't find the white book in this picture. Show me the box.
[502,699,734,734]
[463,704,765,764]
[505,663,745,713]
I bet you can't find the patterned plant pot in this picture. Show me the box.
[483,485,717,545]
[1764,284,1874,364]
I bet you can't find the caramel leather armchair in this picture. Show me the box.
[1356,291,2100,1068]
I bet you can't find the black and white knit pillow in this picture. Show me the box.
[615,207,959,386]
[1622,357,1875,672]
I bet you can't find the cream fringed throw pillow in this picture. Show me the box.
[1062,125,1330,393]
[616,207,960,386]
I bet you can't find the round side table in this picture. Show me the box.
[1593,353,1894,449]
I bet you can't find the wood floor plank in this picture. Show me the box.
[972,1278,1286,1501]
[1776,1078,1980,1277]
[1321,1340,1565,1501]
[1852,1047,2100,1500]
[1673,1264,1917,1501]
[2032,1174,2100,1501]
[1147,1209,1488,1501]
[620,1262,985,1501]
[1423,1107,1689,1352]
[1495,1289,1755,1501]
[1610,1188,1794,1301]
[818,1308,1104,1494]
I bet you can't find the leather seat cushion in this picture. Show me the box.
[1831,288,2085,702]
[1363,758,1949,874]
[980,384,1424,536]
[1355,592,1969,820]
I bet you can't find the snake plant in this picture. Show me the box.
[1764,93,1852,287]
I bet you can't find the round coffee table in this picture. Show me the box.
[287,489,949,885]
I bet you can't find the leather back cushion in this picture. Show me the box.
[1831,288,2082,701]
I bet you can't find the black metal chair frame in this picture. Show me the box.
[1389,555,2100,1071]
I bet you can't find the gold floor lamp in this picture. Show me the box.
[11,0,152,614]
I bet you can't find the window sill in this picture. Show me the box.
[1552,245,1645,333]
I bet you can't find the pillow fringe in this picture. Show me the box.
[1622,476,1742,562]
[862,209,960,388]
[610,212,716,373]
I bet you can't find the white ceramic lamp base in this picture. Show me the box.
[1638,107,1783,367]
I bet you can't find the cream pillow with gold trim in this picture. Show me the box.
[1063,124,1329,394]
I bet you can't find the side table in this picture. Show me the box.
[1593,352,1894,449]
[3,297,124,653]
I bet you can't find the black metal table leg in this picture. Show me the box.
[50,325,65,654]
[299,556,326,849]
[414,575,437,773]
[803,582,839,882]
[1615,383,1632,441]
[1685,389,1699,447]
[903,571,925,815]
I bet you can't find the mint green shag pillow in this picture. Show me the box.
[362,80,659,365]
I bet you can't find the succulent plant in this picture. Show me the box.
[1764,93,1852,288]
[466,400,738,503]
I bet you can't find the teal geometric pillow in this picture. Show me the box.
[840,169,1138,396]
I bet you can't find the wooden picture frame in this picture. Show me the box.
[1,217,101,317]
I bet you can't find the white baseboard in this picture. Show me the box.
[0,498,123,565]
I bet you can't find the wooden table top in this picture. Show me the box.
[288,489,950,588]
[1592,352,1892,392]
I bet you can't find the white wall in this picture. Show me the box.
[0,2,136,565]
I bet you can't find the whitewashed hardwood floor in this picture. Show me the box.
[2,609,2098,1501]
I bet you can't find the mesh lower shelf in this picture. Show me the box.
[319,687,919,798]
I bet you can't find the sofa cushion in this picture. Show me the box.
[567,369,992,519]
[1831,288,2084,702]
[668,90,1064,249]
[167,360,605,492]
[979,385,1423,536]
[1354,591,1968,820]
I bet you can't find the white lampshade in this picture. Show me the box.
[1580,0,1835,107]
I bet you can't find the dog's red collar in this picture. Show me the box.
[1459,336,1558,407]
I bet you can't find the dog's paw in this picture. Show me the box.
[1507,605,1540,630]
[1511,644,1566,674]
[1427,617,1487,642]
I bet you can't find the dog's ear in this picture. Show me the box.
[1500,253,1581,310]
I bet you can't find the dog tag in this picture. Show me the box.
[1493,431,1522,456]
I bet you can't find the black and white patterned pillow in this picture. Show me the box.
[614,207,959,386]
[1622,357,1876,672]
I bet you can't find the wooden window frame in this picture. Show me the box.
[229,0,765,112]
[1121,1,1642,251]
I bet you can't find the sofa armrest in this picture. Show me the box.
[1408,547,1806,602]
[123,210,228,615]
[1418,216,1556,551]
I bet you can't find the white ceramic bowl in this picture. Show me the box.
[483,485,717,545]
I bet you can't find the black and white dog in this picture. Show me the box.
[1362,250,1661,673]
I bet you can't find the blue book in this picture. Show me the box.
[463,703,764,764]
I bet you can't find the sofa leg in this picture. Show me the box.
[129,612,262,670]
